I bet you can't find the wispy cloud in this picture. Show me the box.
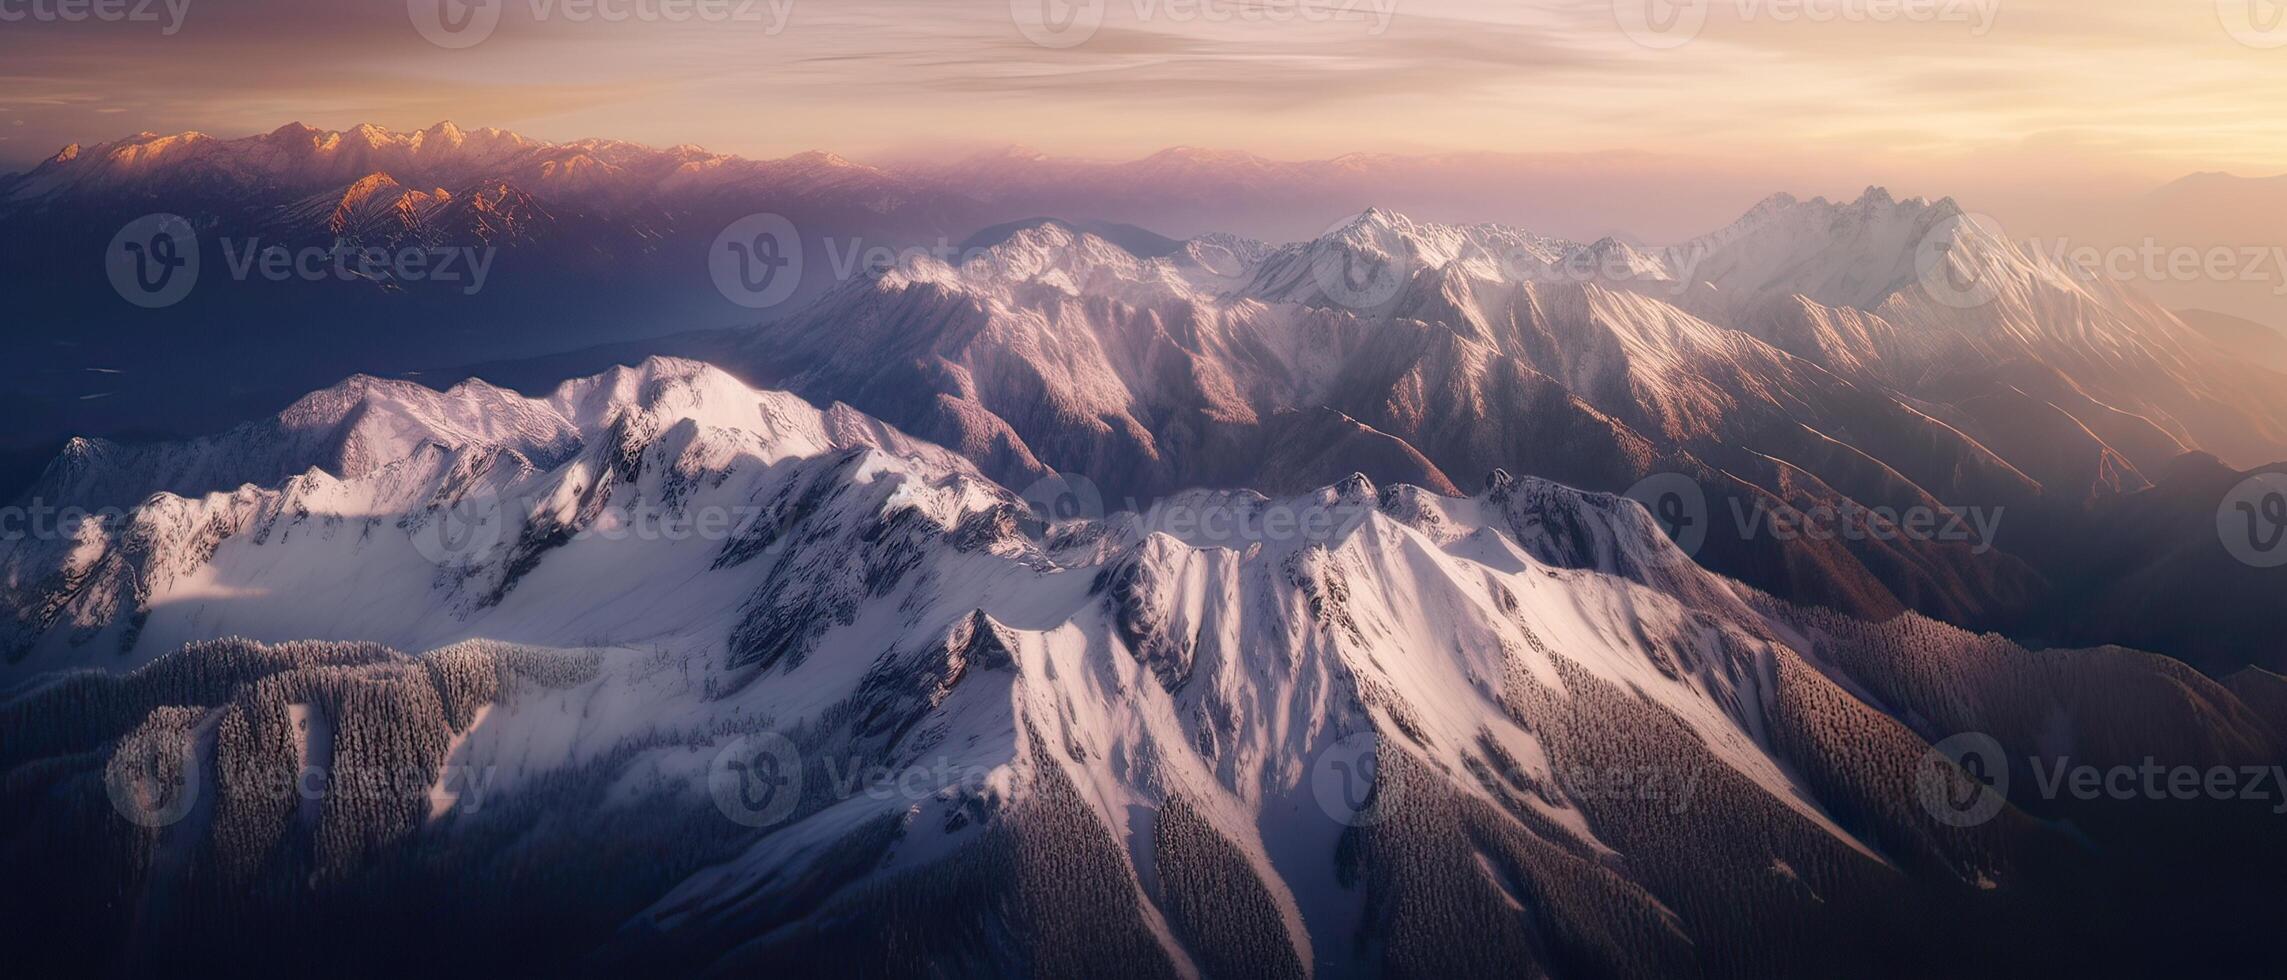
[0,0,2279,185]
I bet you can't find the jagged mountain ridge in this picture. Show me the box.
[13,122,2278,504]
[0,121,976,309]
[1673,189,2287,478]
[15,133,2282,664]
[0,358,985,666]
[682,188,2287,666]
[4,121,903,215]
[5,358,2286,976]
[711,204,2130,635]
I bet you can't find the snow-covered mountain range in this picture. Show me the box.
[7,358,2285,976]
[8,124,2282,513]
[9,122,2287,976]
[10,123,2285,667]
[706,191,2286,665]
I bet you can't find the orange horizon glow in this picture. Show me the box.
[4,0,2285,249]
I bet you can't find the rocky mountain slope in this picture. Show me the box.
[6,359,2285,977]
[719,196,2287,657]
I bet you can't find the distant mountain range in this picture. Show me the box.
[6,122,2282,463]
[0,123,992,473]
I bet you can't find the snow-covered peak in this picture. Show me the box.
[19,357,981,515]
[1,122,910,211]
[268,369,574,455]
[287,171,453,234]
[1129,145,1280,177]
[1675,185,2019,311]
[416,119,468,149]
[1238,207,1658,310]
[542,356,855,463]
[975,143,1050,163]
[1320,207,1534,266]
[1,357,1011,667]
[858,219,1242,311]
[781,149,864,171]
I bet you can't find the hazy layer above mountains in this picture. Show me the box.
[16,122,2287,299]
[13,139,2287,674]
[6,122,2283,472]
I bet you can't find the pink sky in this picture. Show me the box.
[4,0,2283,218]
